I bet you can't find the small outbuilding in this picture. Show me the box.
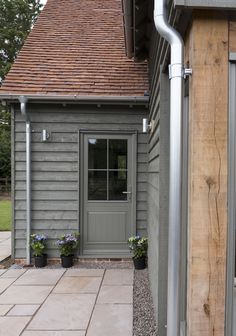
[2,0,236,335]
[0,0,149,259]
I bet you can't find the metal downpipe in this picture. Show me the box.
[154,1,184,336]
[19,96,31,265]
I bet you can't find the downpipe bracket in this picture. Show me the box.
[168,64,183,79]
[169,64,193,80]
[183,68,193,79]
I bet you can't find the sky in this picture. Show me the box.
[40,0,47,6]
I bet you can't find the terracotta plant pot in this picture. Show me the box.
[61,255,74,268]
[133,257,146,270]
[34,254,47,268]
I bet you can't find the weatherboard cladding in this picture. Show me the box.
[13,105,148,259]
[146,2,175,330]
[0,0,148,96]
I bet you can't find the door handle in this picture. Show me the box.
[122,191,132,194]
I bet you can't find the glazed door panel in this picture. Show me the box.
[81,133,136,256]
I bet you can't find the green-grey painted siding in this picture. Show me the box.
[13,104,148,259]
[158,73,170,335]
[147,1,176,331]
[148,69,170,335]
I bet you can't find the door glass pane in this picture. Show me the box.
[109,171,127,200]
[88,171,107,200]
[88,139,107,169]
[109,140,127,170]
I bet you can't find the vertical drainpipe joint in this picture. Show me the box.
[19,95,28,119]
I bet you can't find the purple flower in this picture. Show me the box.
[56,232,80,257]
[31,233,48,243]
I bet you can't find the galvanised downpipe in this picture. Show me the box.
[19,96,31,265]
[154,1,184,336]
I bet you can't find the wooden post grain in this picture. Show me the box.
[186,12,228,336]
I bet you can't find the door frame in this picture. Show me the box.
[79,130,137,257]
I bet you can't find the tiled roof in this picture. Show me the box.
[0,0,149,97]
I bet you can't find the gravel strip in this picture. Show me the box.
[7,260,133,270]
[133,268,158,336]
[43,260,133,269]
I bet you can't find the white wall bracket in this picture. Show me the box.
[183,68,193,79]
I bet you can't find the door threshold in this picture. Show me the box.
[79,257,132,262]
[79,255,132,260]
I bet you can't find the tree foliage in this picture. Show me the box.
[0,108,11,178]
[0,0,42,81]
[0,0,42,179]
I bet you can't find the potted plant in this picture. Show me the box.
[30,234,48,268]
[56,232,79,268]
[128,235,148,270]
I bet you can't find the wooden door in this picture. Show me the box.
[81,133,136,257]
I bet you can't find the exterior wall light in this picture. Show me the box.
[42,129,50,142]
[143,118,154,133]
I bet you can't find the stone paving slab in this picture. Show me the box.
[0,249,11,261]
[0,316,31,336]
[97,285,133,304]
[0,231,11,263]
[0,253,11,261]
[0,269,26,278]
[86,303,133,336]
[0,268,133,335]
[0,232,11,240]
[22,331,86,336]
[0,278,16,294]
[14,269,65,286]
[65,268,104,277]
[53,276,102,294]
[103,269,134,285]
[28,293,96,330]
[0,241,11,246]
[7,304,40,316]
[0,305,13,316]
[0,285,53,304]
[0,270,6,276]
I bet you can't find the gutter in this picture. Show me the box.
[19,96,31,265]
[0,94,148,105]
[154,1,192,335]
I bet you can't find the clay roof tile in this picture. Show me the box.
[0,0,149,97]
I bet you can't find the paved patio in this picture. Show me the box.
[0,267,133,336]
[0,231,11,262]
